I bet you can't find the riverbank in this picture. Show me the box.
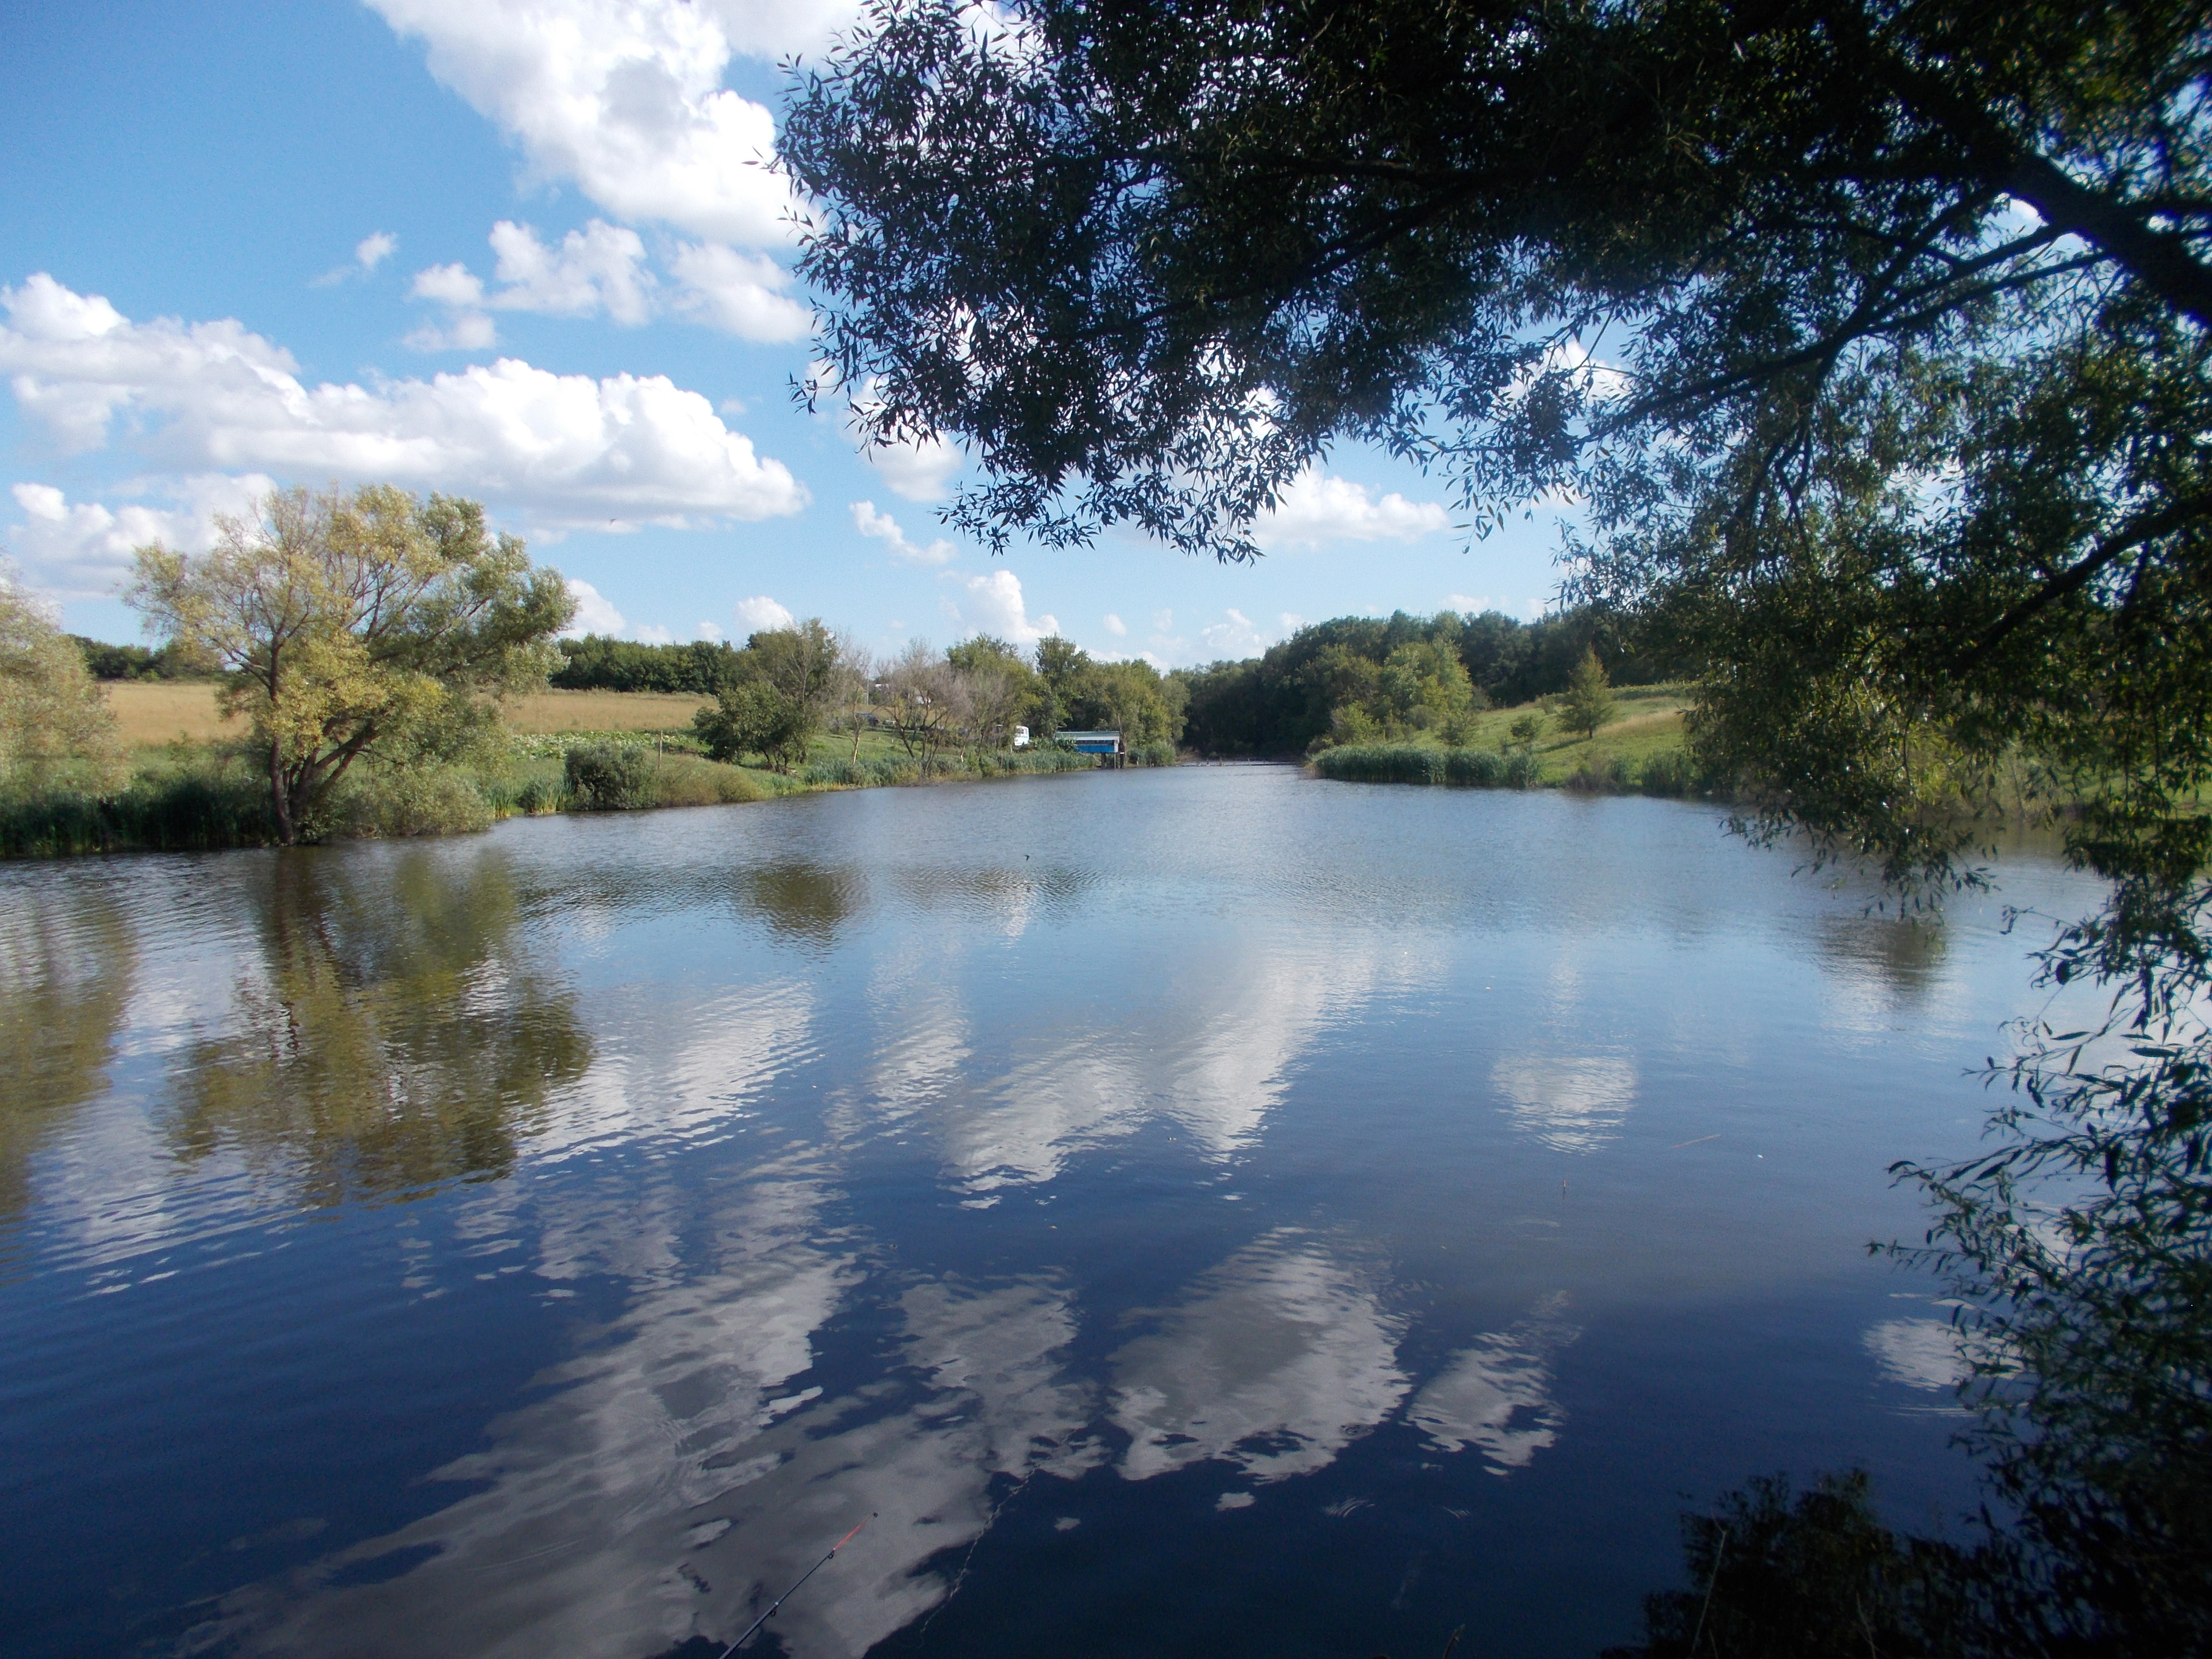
[0,725,1125,860]
[1306,684,1713,795]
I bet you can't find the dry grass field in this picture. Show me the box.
[103,681,237,747]
[100,682,713,747]
[502,689,712,733]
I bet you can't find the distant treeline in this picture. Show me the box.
[1176,608,1682,756]
[71,637,216,681]
[550,635,748,693]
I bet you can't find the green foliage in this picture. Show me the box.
[1031,634,1187,746]
[694,680,805,767]
[130,485,573,844]
[1888,904,2212,1654]
[3,575,125,792]
[1562,755,1633,793]
[0,747,272,857]
[563,743,658,811]
[326,765,494,839]
[1177,607,1666,756]
[1560,648,1617,740]
[70,635,216,681]
[550,634,745,694]
[1312,745,1511,787]
[1505,711,1546,750]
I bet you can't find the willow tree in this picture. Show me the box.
[131,486,573,843]
[784,3,2212,1644]
[0,570,123,791]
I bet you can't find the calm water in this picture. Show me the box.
[0,766,2107,1659]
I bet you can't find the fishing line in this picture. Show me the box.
[716,1513,876,1659]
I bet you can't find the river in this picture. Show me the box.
[0,764,2109,1657]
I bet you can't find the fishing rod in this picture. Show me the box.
[716,1513,877,1659]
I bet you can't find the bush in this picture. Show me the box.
[650,753,771,806]
[1563,755,1634,793]
[1637,748,1706,796]
[1132,740,1177,766]
[1499,747,1544,788]
[327,766,493,838]
[564,742,657,810]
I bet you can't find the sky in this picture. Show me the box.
[0,0,1569,667]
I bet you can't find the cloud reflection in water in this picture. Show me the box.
[1110,1229,1408,1484]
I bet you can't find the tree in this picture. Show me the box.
[1,574,124,791]
[693,681,802,767]
[1560,648,1616,740]
[785,0,2210,883]
[786,7,2212,1640]
[0,569,124,791]
[131,485,573,843]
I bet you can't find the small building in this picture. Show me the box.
[1058,729,1124,756]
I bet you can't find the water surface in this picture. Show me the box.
[0,766,2106,1657]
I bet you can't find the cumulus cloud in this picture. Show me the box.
[561,577,627,637]
[943,568,1057,645]
[733,594,795,634]
[365,0,852,243]
[850,499,953,566]
[1252,466,1450,552]
[0,274,807,530]
[1103,613,1127,637]
[408,220,655,348]
[5,474,276,601]
[667,242,811,341]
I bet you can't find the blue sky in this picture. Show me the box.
[0,0,1566,666]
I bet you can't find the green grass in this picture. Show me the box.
[1310,685,1713,794]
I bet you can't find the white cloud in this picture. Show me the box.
[562,577,627,637]
[1102,613,1126,637]
[1198,608,1292,659]
[486,219,655,323]
[944,568,1057,645]
[850,499,953,566]
[313,232,400,287]
[862,432,961,502]
[1252,466,1450,552]
[733,594,795,634]
[695,620,723,643]
[365,0,849,244]
[0,275,807,529]
[408,220,655,346]
[6,474,276,601]
[631,622,675,645]
[1151,608,1173,630]
[668,242,811,341]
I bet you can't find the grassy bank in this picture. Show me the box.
[2,713,1146,860]
[1308,685,1712,795]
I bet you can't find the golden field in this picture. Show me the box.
[102,681,239,746]
[501,689,712,733]
[101,683,712,748]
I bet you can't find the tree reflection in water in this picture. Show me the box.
[164,850,591,1206]
[0,885,134,1225]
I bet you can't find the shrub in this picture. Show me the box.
[1499,747,1544,789]
[1637,748,1704,796]
[327,767,493,838]
[564,742,657,810]
[650,754,771,805]
[1132,740,1177,766]
[1563,755,1634,793]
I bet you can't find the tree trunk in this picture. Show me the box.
[269,735,295,845]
